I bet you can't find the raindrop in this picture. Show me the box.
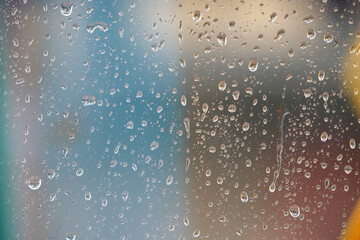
[60,1,73,16]
[76,168,83,176]
[318,70,325,81]
[218,81,226,91]
[307,29,316,39]
[193,10,202,22]
[242,122,250,131]
[166,175,174,185]
[240,191,248,203]
[349,138,356,149]
[84,192,92,201]
[87,22,109,34]
[320,132,328,142]
[323,33,333,43]
[150,141,159,150]
[269,12,277,23]
[82,95,96,106]
[181,95,187,106]
[344,165,352,174]
[274,29,285,41]
[289,205,300,218]
[27,176,41,190]
[228,104,237,113]
[66,232,76,240]
[217,32,227,46]
[248,58,258,72]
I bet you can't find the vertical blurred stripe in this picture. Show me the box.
[0,18,13,239]
[341,199,360,239]
[342,34,360,240]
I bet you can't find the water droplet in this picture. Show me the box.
[84,192,92,201]
[87,22,109,34]
[349,138,356,149]
[236,227,243,236]
[323,33,333,43]
[66,232,76,240]
[269,12,277,23]
[229,21,236,29]
[307,28,316,40]
[228,104,236,113]
[303,15,314,24]
[76,168,83,176]
[318,70,325,81]
[274,29,285,41]
[193,10,201,22]
[183,215,189,226]
[193,229,200,238]
[219,215,226,222]
[202,103,209,113]
[248,58,258,72]
[122,191,129,202]
[60,1,73,16]
[320,132,328,142]
[101,198,108,207]
[217,32,227,46]
[344,165,352,174]
[324,178,330,189]
[289,205,300,218]
[218,81,226,91]
[166,175,174,185]
[181,95,187,106]
[232,90,240,100]
[304,88,312,98]
[82,95,96,106]
[150,141,159,150]
[240,191,248,203]
[47,169,55,179]
[242,122,250,131]
[27,176,41,190]
[184,118,191,138]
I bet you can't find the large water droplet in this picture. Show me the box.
[166,175,174,185]
[28,176,41,190]
[349,138,356,149]
[87,22,109,34]
[217,32,227,46]
[193,10,202,22]
[289,205,300,218]
[82,95,96,106]
[248,58,258,72]
[240,191,248,203]
[269,12,277,23]
[66,232,76,240]
[60,1,73,16]
[320,132,328,142]
[150,141,159,150]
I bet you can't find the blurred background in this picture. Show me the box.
[0,0,359,239]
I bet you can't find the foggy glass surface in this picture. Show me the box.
[0,0,359,239]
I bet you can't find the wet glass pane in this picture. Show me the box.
[0,0,360,239]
